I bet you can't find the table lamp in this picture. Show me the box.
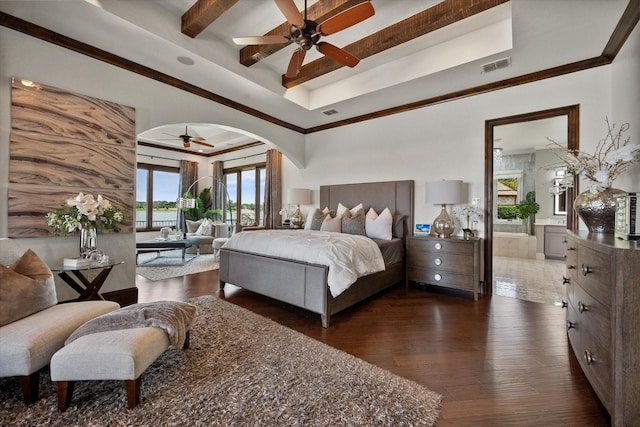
[426,180,464,238]
[288,188,311,228]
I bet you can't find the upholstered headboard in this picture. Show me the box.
[319,180,414,238]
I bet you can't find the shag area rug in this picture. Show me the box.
[0,296,442,426]
[136,250,218,281]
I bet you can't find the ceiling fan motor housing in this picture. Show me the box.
[291,20,320,51]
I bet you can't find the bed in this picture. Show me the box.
[219,180,414,327]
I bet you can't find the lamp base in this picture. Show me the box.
[290,205,305,228]
[433,205,454,238]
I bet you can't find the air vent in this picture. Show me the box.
[322,109,339,116]
[481,56,511,73]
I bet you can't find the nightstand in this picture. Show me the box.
[407,235,482,300]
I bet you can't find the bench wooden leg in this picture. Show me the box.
[56,381,75,412]
[18,372,39,404]
[125,378,141,409]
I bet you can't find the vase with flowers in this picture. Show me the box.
[453,205,483,239]
[547,118,638,233]
[46,192,124,256]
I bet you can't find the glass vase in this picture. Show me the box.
[79,225,97,257]
[573,187,625,233]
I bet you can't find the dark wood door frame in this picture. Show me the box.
[483,105,580,294]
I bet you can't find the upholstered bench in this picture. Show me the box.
[50,301,196,410]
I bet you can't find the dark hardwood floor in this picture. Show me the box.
[137,270,610,426]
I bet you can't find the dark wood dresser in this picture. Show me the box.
[564,230,640,426]
[407,235,482,300]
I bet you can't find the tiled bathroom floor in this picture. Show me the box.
[493,256,567,306]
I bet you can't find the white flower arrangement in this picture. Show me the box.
[547,118,638,193]
[46,192,124,235]
[453,205,483,232]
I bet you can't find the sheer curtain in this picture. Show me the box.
[264,149,282,229]
[178,160,198,232]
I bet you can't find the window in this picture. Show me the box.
[224,163,266,226]
[495,170,523,223]
[136,164,180,231]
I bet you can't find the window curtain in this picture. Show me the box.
[178,160,198,232]
[264,149,282,229]
[211,160,225,220]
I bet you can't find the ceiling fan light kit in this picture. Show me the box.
[233,0,375,78]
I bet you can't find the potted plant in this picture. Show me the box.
[183,187,223,222]
[517,191,540,235]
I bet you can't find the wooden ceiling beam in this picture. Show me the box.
[239,0,366,67]
[282,0,510,88]
[182,0,239,38]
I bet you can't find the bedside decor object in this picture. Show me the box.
[453,205,483,239]
[426,180,464,238]
[288,188,311,228]
[46,193,124,256]
[547,118,638,233]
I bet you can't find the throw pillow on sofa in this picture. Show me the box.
[0,249,57,326]
[186,219,203,234]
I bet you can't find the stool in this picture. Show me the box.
[51,327,189,410]
[212,237,229,260]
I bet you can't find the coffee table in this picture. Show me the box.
[136,237,200,265]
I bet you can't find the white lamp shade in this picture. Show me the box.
[288,188,311,205]
[426,180,465,205]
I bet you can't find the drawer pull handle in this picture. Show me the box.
[578,302,588,313]
[567,246,576,251]
[568,265,576,270]
[434,243,442,250]
[581,264,592,276]
[566,321,575,331]
[434,258,442,266]
[560,300,568,309]
[434,274,442,281]
[562,276,570,285]
[584,350,595,365]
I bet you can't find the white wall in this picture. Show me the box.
[286,67,614,235]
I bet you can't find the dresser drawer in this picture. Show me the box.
[576,245,612,309]
[407,252,474,275]
[572,284,611,355]
[408,238,474,255]
[407,266,474,291]
[578,330,613,412]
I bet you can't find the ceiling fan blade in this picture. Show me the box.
[274,0,304,27]
[191,140,216,149]
[285,49,306,78]
[233,35,290,45]
[190,136,206,142]
[317,1,374,36]
[317,42,359,68]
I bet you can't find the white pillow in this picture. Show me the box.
[195,218,213,236]
[336,203,363,219]
[305,207,330,230]
[320,214,341,232]
[365,208,393,240]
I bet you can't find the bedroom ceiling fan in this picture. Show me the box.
[159,125,215,149]
[233,0,375,78]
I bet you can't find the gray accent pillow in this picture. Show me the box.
[341,209,366,236]
[310,208,332,230]
[393,214,407,238]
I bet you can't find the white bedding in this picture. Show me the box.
[222,230,385,297]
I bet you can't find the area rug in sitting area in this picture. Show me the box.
[0,295,442,426]
[136,250,218,281]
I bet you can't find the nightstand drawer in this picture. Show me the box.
[576,245,612,309]
[407,252,474,274]
[407,267,475,291]
[408,238,475,255]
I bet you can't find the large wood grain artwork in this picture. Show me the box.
[8,77,136,238]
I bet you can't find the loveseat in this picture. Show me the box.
[185,219,232,255]
[0,245,119,403]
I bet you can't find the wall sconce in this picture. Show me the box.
[493,147,503,161]
[288,188,311,228]
[426,180,465,238]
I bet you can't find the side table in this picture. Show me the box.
[49,260,124,301]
